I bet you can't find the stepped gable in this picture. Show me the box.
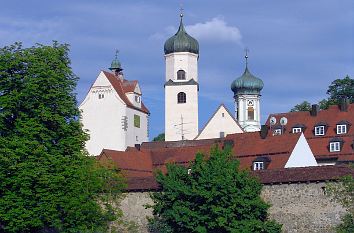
[265,103,354,162]
[102,71,149,114]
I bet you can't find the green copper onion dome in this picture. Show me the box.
[109,50,123,71]
[231,55,264,95]
[164,14,199,55]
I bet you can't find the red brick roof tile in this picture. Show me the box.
[102,71,149,114]
[265,104,354,162]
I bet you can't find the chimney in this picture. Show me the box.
[339,98,349,112]
[134,144,141,151]
[310,104,319,116]
[260,125,268,139]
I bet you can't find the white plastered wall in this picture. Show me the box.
[165,52,198,82]
[285,133,318,168]
[235,94,261,132]
[79,71,127,155]
[196,105,243,140]
[125,107,149,147]
[165,85,198,141]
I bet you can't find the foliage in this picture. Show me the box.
[0,42,126,233]
[290,75,353,111]
[148,147,282,233]
[327,174,354,233]
[327,75,354,104]
[153,133,165,142]
[290,101,312,112]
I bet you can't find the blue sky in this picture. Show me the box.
[1,0,353,139]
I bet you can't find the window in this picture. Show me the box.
[135,95,141,103]
[136,136,138,141]
[98,93,104,99]
[177,70,186,80]
[292,127,302,133]
[247,107,254,120]
[315,126,325,136]
[253,162,264,170]
[222,113,225,117]
[273,129,282,135]
[329,142,340,152]
[177,92,186,103]
[134,114,140,128]
[337,124,347,134]
[220,132,225,138]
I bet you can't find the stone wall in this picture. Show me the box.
[262,182,346,233]
[120,182,347,233]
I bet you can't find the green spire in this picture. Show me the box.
[163,11,199,55]
[231,50,264,95]
[109,50,122,71]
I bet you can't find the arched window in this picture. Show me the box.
[247,107,254,120]
[177,70,186,80]
[177,92,186,104]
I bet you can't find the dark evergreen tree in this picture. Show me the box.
[0,42,125,233]
[148,147,282,233]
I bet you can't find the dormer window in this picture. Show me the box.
[252,156,271,170]
[314,126,325,136]
[329,142,340,152]
[292,128,302,133]
[329,138,343,152]
[273,129,282,135]
[135,95,141,103]
[253,162,264,170]
[337,125,347,134]
[177,70,186,80]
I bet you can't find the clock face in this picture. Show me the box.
[247,100,254,106]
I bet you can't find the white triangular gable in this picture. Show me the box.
[134,83,141,95]
[285,133,318,168]
[195,104,243,140]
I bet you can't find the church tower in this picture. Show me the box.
[231,52,264,132]
[164,12,199,141]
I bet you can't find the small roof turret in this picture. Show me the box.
[231,51,264,95]
[164,13,199,55]
[109,50,123,72]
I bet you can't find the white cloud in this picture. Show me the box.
[186,17,242,45]
[150,17,243,45]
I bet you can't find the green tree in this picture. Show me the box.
[290,101,312,112]
[153,133,165,142]
[327,75,354,104]
[0,42,125,233]
[327,174,354,233]
[148,147,282,233]
[290,75,353,111]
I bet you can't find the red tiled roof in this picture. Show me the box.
[124,165,354,191]
[122,80,138,93]
[265,104,354,162]
[102,71,149,114]
[99,132,303,179]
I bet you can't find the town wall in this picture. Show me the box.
[119,182,347,233]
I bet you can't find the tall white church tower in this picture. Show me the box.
[231,52,264,132]
[164,13,199,141]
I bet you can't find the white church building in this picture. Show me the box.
[79,53,150,155]
[163,14,263,142]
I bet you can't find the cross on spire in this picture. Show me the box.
[244,48,249,67]
[180,1,184,18]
